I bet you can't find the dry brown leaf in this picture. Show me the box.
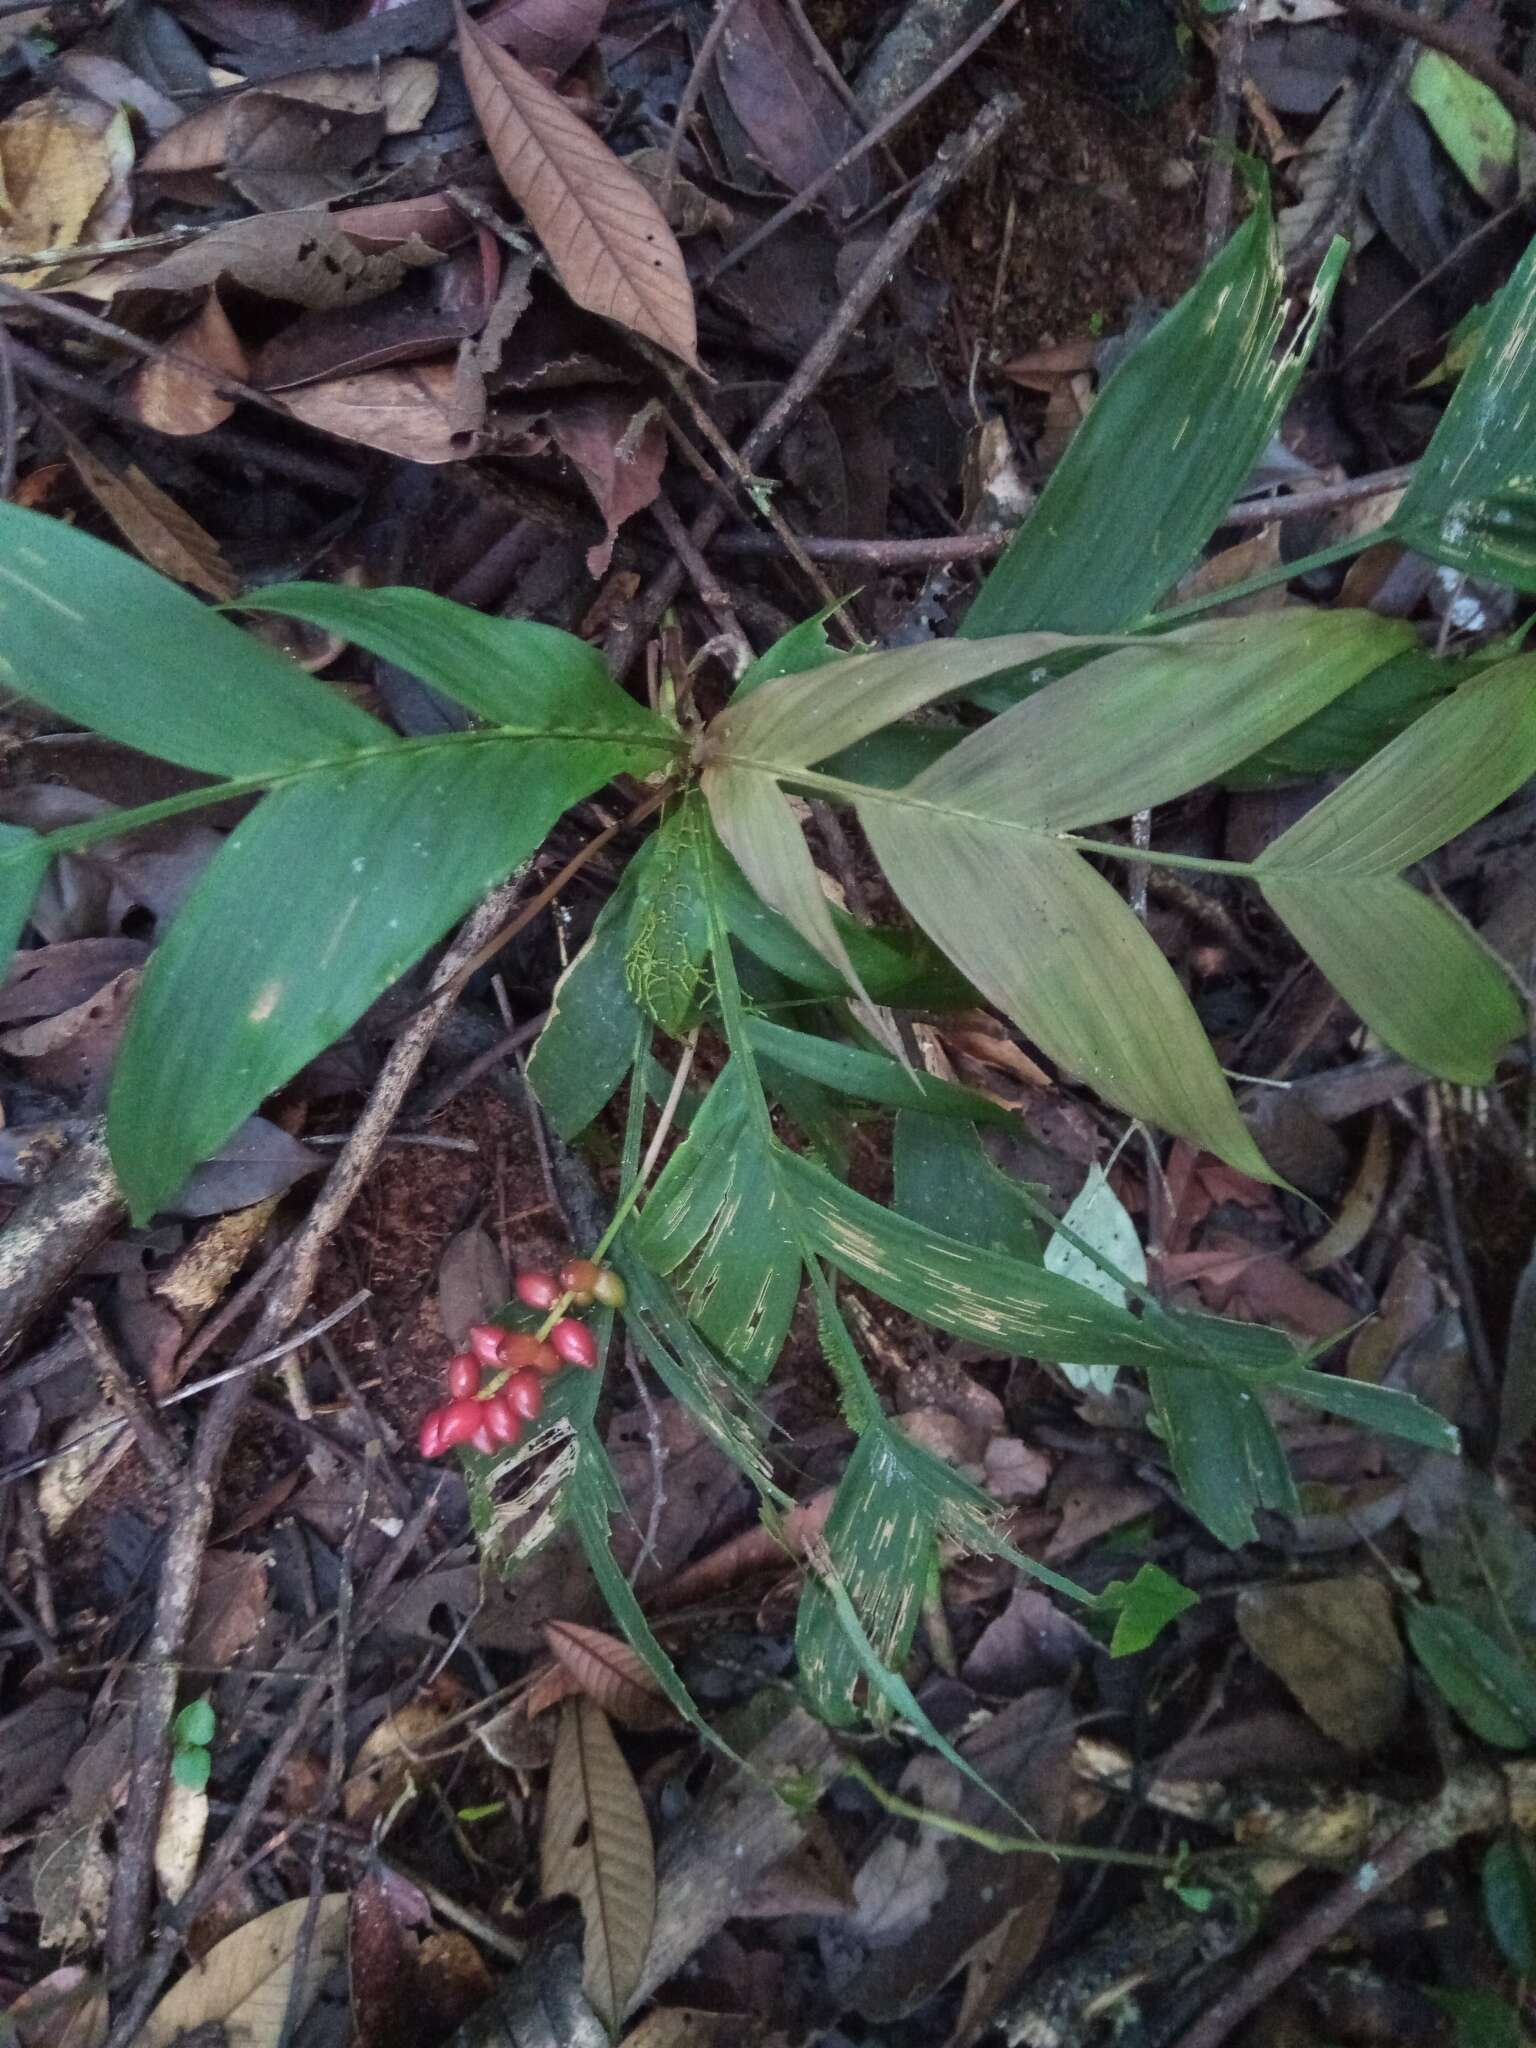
[536,1620,675,1731]
[1236,1576,1406,1754]
[91,208,443,310]
[38,1401,132,1535]
[1300,1109,1391,1272]
[1172,523,1287,617]
[343,1691,461,1821]
[456,5,698,366]
[548,395,667,576]
[129,289,250,437]
[6,1966,108,2048]
[0,94,133,287]
[141,1894,348,2048]
[477,0,609,76]
[143,61,439,175]
[437,1224,510,1351]
[540,1696,655,2033]
[186,1549,269,1667]
[66,443,236,599]
[277,359,479,462]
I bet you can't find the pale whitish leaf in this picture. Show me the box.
[153,1778,207,1905]
[701,761,883,1027]
[1392,228,1536,590]
[857,811,1275,1182]
[1258,873,1521,1084]
[542,1620,674,1731]
[141,1895,348,2048]
[960,183,1341,637]
[456,5,697,366]
[1044,1165,1146,1397]
[0,505,387,777]
[630,1062,801,1383]
[710,630,1080,767]
[540,1696,656,2032]
[1407,1604,1536,1749]
[1255,657,1536,875]
[900,610,1412,831]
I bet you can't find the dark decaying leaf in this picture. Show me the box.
[540,1696,657,2033]
[1236,1577,1406,1754]
[548,395,668,576]
[710,0,874,217]
[457,5,699,366]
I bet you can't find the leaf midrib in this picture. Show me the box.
[0,724,685,873]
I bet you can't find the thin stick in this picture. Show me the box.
[612,91,1019,674]
[0,321,16,503]
[705,0,1024,284]
[102,875,530,1986]
[67,1299,177,1484]
[659,0,751,211]
[709,463,1416,565]
[1202,0,1253,261]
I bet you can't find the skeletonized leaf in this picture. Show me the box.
[539,1620,675,1730]
[858,810,1275,1181]
[540,1696,656,2033]
[456,5,698,365]
[141,1895,348,2048]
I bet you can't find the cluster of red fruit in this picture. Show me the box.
[417,1259,623,1460]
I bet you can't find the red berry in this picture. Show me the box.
[533,1341,562,1375]
[471,1423,497,1456]
[482,1394,521,1446]
[438,1397,486,1449]
[515,1270,562,1311]
[550,1317,598,1369]
[469,1323,508,1368]
[592,1267,626,1309]
[447,1352,481,1400]
[503,1367,544,1422]
[419,1408,447,1459]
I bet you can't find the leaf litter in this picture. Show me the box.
[3,2,1536,2046]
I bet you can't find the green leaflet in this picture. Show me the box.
[960,182,1341,639]
[240,580,673,741]
[528,854,652,1140]
[1146,1367,1299,1550]
[0,505,389,775]
[893,1112,1042,1262]
[1093,1564,1199,1656]
[1407,1604,1536,1749]
[732,605,847,700]
[743,1017,1011,1125]
[625,794,712,1035]
[110,732,649,1220]
[1392,227,1536,590]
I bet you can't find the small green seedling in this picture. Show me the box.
[172,1696,215,1792]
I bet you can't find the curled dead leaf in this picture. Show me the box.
[129,289,250,437]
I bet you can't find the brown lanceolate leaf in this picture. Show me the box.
[455,5,699,367]
[540,1696,656,2031]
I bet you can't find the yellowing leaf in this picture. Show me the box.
[0,95,133,287]
[540,1696,656,2032]
[456,5,698,366]
[1410,51,1516,203]
[141,1895,347,2048]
